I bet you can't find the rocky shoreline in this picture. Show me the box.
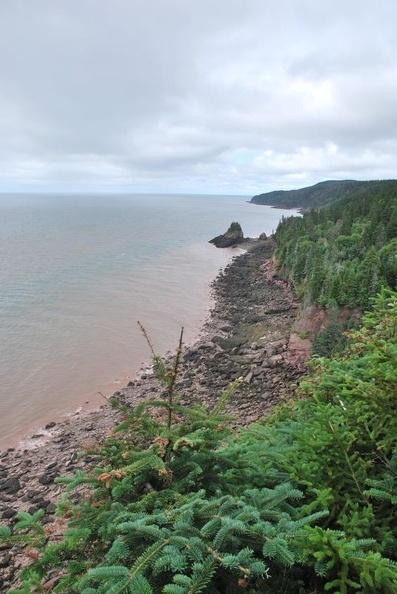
[0,238,309,590]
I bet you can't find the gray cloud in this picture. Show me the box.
[1,0,396,193]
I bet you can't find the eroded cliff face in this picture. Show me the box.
[258,249,362,367]
[287,303,361,365]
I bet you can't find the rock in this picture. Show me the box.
[37,499,51,510]
[265,340,287,356]
[0,477,21,495]
[38,473,56,485]
[209,222,245,248]
[46,502,57,514]
[0,554,11,568]
[42,576,60,590]
[269,354,284,367]
[66,452,78,467]
[2,508,17,519]
[29,489,41,499]
[244,372,253,384]
[45,462,58,470]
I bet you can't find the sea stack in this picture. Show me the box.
[209,221,245,248]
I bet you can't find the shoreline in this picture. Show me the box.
[0,238,309,588]
[0,243,236,453]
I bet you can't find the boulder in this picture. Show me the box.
[0,478,21,495]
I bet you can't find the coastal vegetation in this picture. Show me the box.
[274,180,397,308]
[274,180,397,357]
[2,181,397,593]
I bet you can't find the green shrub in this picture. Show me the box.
[4,292,397,593]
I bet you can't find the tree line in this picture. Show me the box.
[274,180,397,311]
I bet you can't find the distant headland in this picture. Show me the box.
[250,179,397,210]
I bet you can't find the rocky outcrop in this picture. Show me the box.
[209,221,246,248]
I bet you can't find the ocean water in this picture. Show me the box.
[0,193,298,447]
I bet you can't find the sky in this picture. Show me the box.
[1,0,397,196]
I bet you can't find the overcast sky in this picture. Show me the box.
[1,0,396,195]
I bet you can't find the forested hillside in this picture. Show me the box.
[274,180,397,310]
[251,179,397,210]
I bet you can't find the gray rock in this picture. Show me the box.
[38,473,55,485]
[0,554,11,568]
[0,478,21,495]
[46,502,56,514]
[2,508,17,519]
[269,354,284,367]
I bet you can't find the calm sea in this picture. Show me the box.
[0,193,297,447]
